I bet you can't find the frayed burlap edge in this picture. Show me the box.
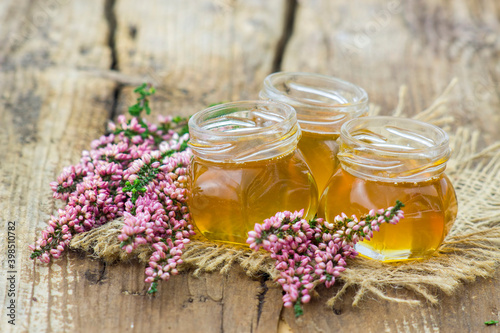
[70,79,500,307]
[70,223,279,279]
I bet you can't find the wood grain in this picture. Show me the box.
[1,0,111,70]
[281,0,500,331]
[1,0,500,332]
[1,0,287,332]
[283,0,500,145]
[113,0,288,117]
[0,69,116,332]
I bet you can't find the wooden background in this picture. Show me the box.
[1,0,500,332]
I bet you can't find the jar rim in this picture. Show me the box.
[338,116,451,182]
[188,100,296,137]
[340,116,450,154]
[188,100,300,163]
[261,72,369,111]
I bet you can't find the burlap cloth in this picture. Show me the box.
[70,79,500,306]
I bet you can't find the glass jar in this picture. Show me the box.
[259,72,369,193]
[318,116,458,261]
[188,101,318,245]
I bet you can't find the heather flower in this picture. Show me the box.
[247,201,405,317]
[31,84,194,293]
[49,165,87,200]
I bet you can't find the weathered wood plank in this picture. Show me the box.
[3,0,500,332]
[280,273,500,332]
[283,0,500,145]
[113,0,288,116]
[65,256,282,333]
[108,1,289,331]
[280,0,500,331]
[1,1,289,332]
[0,70,116,332]
[0,1,115,332]
[0,0,111,70]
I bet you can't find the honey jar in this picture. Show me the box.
[260,72,369,193]
[188,101,318,245]
[318,116,458,261]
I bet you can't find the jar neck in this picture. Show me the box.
[337,116,451,182]
[259,72,369,134]
[188,101,300,163]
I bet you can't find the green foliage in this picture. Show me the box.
[113,84,190,146]
[294,302,304,317]
[148,282,158,294]
[129,83,156,116]
[122,163,160,205]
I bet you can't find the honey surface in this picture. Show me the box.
[189,152,318,245]
[298,131,340,195]
[319,169,457,261]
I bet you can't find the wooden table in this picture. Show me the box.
[2,0,500,332]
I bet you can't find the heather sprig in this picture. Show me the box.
[30,84,194,293]
[247,201,405,317]
[128,83,156,116]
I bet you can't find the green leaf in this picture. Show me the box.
[485,320,499,326]
[30,251,41,259]
[128,104,142,116]
[293,302,304,317]
[148,282,158,294]
[128,83,156,117]
[134,83,147,93]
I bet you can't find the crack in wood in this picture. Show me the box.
[84,262,107,285]
[105,0,118,70]
[121,289,148,296]
[272,0,298,72]
[108,83,123,122]
[97,262,107,284]
[219,299,225,333]
[256,274,270,326]
[104,0,123,122]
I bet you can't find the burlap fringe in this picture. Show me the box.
[70,79,500,307]
[70,220,279,279]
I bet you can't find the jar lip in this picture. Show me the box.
[188,100,300,163]
[188,100,296,137]
[261,71,369,111]
[340,116,450,154]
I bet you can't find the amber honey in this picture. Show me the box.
[189,152,317,245]
[319,169,457,261]
[260,72,369,195]
[188,101,318,246]
[320,116,458,261]
[298,131,340,194]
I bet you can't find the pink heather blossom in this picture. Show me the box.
[30,111,194,294]
[247,201,405,317]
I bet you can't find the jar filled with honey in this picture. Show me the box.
[318,116,458,261]
[259,72,369,194]
[188,101,318,245]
